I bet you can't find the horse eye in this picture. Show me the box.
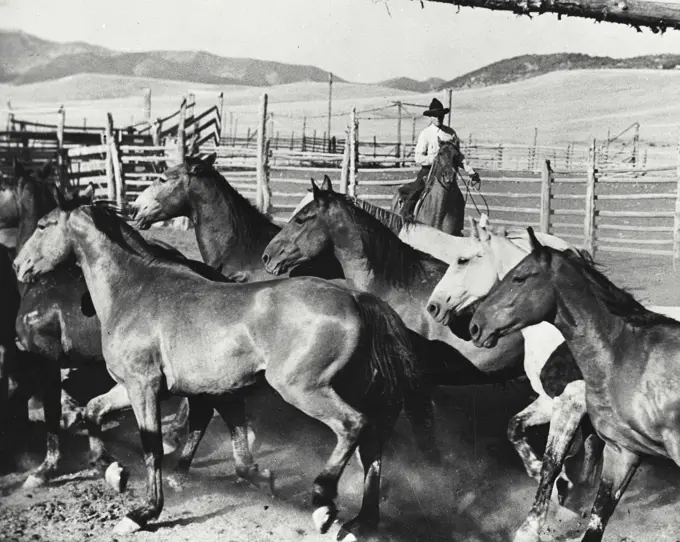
[457,257,469,266]
[37,223,46,230]
[512,275,527,284]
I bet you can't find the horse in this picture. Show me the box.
[291,180,473,265]
[14,198,424,540]
[425,218,603,541]
[263,178,527,462]
[391,140,468,236]
[0,161,193,489]
[131,153,343,283]
[469,227,680,542]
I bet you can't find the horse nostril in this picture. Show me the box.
[469,323,480,340]
[262,253,270,265]
[446,295,452,304]
[12,261,19,274]
[426,302,439,317]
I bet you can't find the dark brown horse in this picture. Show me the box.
[391,140,468,236]
[15,199,422,540]
[470,228,680,542]
[131,153,342,282]
[263,179,526,462]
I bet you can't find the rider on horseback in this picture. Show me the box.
[398,98,481,231]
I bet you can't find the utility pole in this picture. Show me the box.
[396,101,403,166]
[327,72,333,153]
[446,89,452,127]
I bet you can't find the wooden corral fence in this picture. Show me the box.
[1,96,224,205]
[5,92,680,264]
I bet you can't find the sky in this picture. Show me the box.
[2,0,680,83]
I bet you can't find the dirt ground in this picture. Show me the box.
[3,229,680,542]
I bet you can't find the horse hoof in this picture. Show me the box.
[337,529,358,542]
[337,518,378,542]
[105,462,128,493]
[513,519,541,542]
[237,466,275,496]
[22,474,46,489]
[113,517,142,535]
[162,438,178,455]
[312,504,337,534]
[166,474,187,492]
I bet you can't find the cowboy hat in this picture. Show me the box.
[423,98,450,117]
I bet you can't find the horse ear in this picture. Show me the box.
[527,227,544,253]
[202,153,217,167]
[321,175,333,192]
[469,217,480,240]
[13,158,25,179]
[37,161,53,181]
[81,183,95,203]
[50,184,69,210]
[311,179,321,201]
[477,217,491,242]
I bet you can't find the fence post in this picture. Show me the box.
[348,108,358,198]
[143,88,152,124]
[340,127,351,194]
[104,116,116,201]
[256,93,271,214]
[56,106,67,187]
[177,97,187,162]
[216,92,224,142]
[107,114,125,207]
[540,159,552,234]
[673,132,680,268]
[584,138,598,256]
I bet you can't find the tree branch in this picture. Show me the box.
[423,0,680,32]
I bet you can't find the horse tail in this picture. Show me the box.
[353,292,419,395]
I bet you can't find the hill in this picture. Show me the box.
[0,30,343,87]
[440,53,680,89]
[377,77,446,93]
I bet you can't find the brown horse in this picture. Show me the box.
[131,153,342,282]
[391,140,468,236]
[15,198,421,540]
[470,227,680,542]
[263,179,526,462]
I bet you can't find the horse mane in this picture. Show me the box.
[87,204,231,282]
[326,192,444,288]
[350,197,419,235]
[557,247,678,328]
[190,165,280,249]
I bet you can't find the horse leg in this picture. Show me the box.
[268,377,367,534]
[513,381,586,542]
[23,362,63,488]
[402,384,440,464]
[161,398,190,455]
[214,395,273,493]
[579,444,640,542]
[113,378,164,535]
[165,396,213,491]
[338,398,402,542]
[83,383,131,492]
[507,395,553,480]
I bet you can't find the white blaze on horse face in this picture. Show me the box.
[14,209,70,281]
